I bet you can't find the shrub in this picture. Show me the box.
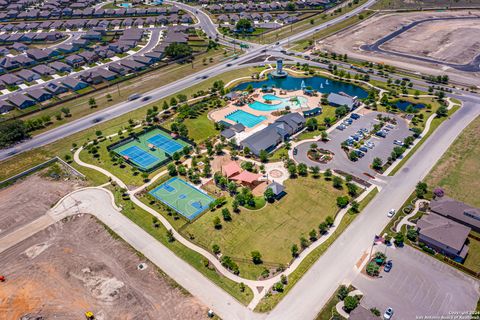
[366,262,379,276]
[273,282,284,292]
[337,285,349,300]
[343,296,359,313]
[251,250,263,264]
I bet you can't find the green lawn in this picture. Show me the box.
[108,185,254,305]
[176,113,218,143]
[425,116,480,207]
[255,187,378,312]
[464,236,480,273]
[183,176,347,279]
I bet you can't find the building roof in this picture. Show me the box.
[429,196,480,230]
[220,128,236,139]
[349,306,379,320]
[328,93,356,109]
[417,213,470,252]
[231,170,262,184]
[267,181,284,196]
[222,161,242,178]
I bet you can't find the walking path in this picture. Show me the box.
[70,146,377,309]
[394,199,429,233]
[335,289,364,319]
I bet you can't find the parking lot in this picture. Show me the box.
[294,110,411,179]
[353,245,480,319]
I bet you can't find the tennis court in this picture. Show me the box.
[149,177,214,220]
[110,128,191,171]
[119,146,159,168]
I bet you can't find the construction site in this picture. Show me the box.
[0,166,208,320]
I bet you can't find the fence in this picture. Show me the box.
[0,156,85,189]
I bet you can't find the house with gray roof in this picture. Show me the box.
[65,54,85,67]
[32,64,56,76]
[0,73,23,85]
[417,213,470,262]
[266,181,285,199]
[27,88,52,102]
[0,100,13,113]
[16,69,41,82]
[327,93,359,110]
[8,93,36,109]
[62,77,88,91]
[241,113,306,156]
[429,196,480,232]
[45,82,68,95]
[49,61,72,72]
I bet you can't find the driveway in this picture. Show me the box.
[352,245,479,320]
[294,111,411,180]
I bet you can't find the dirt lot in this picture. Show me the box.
[374,0,480,10]
[0,214,208,320]
[382,18,480,64]
[318,10,480,86]
[0,165,86,237]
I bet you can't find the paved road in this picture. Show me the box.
[0,0,378,161]
[265,98,480,320]
[352,245,479,319]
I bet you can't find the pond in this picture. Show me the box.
[394,100,425,112]
[232,75,369,99]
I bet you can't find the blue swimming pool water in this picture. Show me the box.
[119,2,132,8]
[249,94,309,111]
[226,110,266,128]
[232,75,368,98]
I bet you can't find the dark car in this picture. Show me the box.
[141,96,151,102]
[293,148,298,155]
[350,113,360,120]
[384,260,393,272]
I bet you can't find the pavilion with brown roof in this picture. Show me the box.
[222,161,242,178]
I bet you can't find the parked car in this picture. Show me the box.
[387,209,396,218]
[386,124,395,129]
[293,148,298,155]
[350,113,361,120]
[376,130,387,138]
[394,140,404,146]
[384,307,394,320]
[384,260,393,272]
[344,118,353,124]
[354,150,365,158]
[359,146,368,153]
[337,124,346,130]
[360,128,369,133]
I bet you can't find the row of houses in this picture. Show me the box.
[0,14,191,33]
[416,197,480,263]
[206,0,332,13]
[217,12,299,25]
[0,31,63,44]
[0,5,182,21]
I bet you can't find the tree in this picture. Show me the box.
[166,229,175,242]
[273,282,284,292]
[348,150,358,161]
[407,228,418,241]
[297,163,308,176]
[394,232,404,246]
[167,163,177,176]
[165,42,193,59]
[310,166,320,178]
[309,229,317,241]
[0,120,29,148]
[288,164,297,178]
[259,149,269,163]
[264,187,275,202]
[212,244,221,254]
[306,118,318,131]
[346,183,358,197]
[366,261,380,276]
[232,199,239,212]
[324,168,332,180]
[291,244,299,257]
[281,274,288,284]
[222,208,232,221]
[350,200,359,213]
[318,222,328,234]
[213,216,222,229]
[251,250,262,264]
[236,19,253,33]
[106,93,112,101]
[343,296,359,313]
[326,216,334,226]
[336,196,349,208]
[300,236,309,249]
[372,157,383,170]
[415,181,428,198]
[332,176,343,189]
[88,97,97,108]
[337,285,349,300]
[321,130,328,141]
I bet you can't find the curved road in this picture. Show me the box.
[0,0,378,161]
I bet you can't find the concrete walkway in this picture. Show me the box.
[394,199,429,233]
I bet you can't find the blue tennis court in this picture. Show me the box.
[119,146,159,168]
[149,177,214,220]
[147,134,184,154]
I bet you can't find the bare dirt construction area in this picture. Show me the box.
[374,0,480,10]
[318,10,480,85]
[0,214,208,320]
[382,18,480,64]
[0,164,86,237]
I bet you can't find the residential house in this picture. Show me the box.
[0,100,13,113]
[27,88,53,102]
[8,93,36,109]
[14,55,35,67]
[132,55,155,65]
[108,62,129,75]
[65,54,85,67]
[49,61,72,72]
[429,197,480,233]
[78,51,99,64]
[12,42,28,52]
[0,73,23,86]
[45,82,68,95]
[417,213,470,262]
[62,77,89,91]
[119,59,147,71]
[15,69,41,82]
[26,48,50,61]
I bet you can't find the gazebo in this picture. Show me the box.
[231,170,262,187]
[222,161,242,178]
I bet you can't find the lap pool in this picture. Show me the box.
[249,94,308,111]
[225,110,267,128]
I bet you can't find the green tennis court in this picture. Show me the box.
[111,128,190,171]
[149,177,214,220]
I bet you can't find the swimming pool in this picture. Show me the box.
[249,94,308,111]
[119,2,132,8]
[225,110,266,128]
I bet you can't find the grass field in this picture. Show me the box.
[255,186,378,312]
[425,116,480,207]
[464,236,480,273]
[108,185,254,305]
[183,176,347,279]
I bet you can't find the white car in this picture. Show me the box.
[384,307,394,319]
[387,209,396,218]
[393,140,404,146]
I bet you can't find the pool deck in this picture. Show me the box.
[209,88,322,132]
